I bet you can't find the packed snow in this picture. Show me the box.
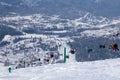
[0,58,120,80]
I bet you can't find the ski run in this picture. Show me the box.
[0,58,120,80]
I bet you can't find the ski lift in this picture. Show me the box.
[88,49,93,53]
[99,44,105,48]
[109,43,119,51]
[70,49,76,54]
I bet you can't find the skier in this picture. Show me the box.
[44,58,49,63]
[50,53,54,58]
[49,53,56,64]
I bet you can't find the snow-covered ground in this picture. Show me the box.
[0,58,120,80]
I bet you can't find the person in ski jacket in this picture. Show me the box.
[44,58,49,62]
[50,53,54,58]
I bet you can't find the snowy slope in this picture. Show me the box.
[0,58,120,80]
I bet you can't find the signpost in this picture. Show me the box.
[64,47,66,63]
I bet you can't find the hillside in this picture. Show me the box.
[0,0,120,68]
[0,58,120,80]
